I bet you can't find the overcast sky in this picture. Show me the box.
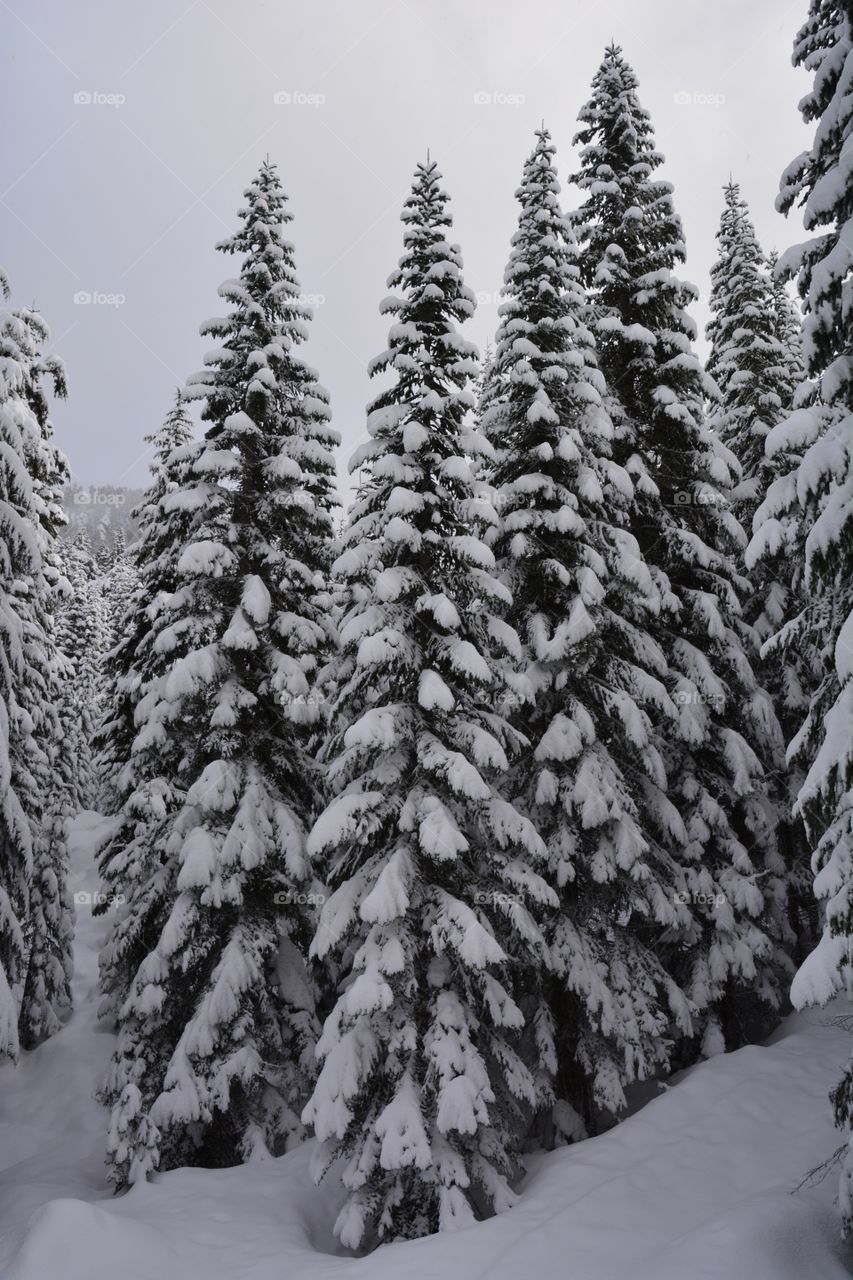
[2,0,811,499]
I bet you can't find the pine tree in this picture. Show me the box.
[93,396,197,821]
[53,533,105,812]
[100,161,337,1188]
[706,182,795,532]
[17,310,75,1051]
[95,398,202,1026]
[748,0,853,1232]
[0,273,73,1054]
[0,273,38,1060]
[570,45,791,1054]
[102,529,139,651]
[768,250,806,409]
[706,183,817,955]
[483,128,692,1131]
[302,159,557,1249]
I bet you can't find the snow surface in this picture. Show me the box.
[1,813,851,1280]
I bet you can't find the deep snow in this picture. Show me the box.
[0,812,851,1280]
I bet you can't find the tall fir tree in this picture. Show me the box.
[706,182,817,954]
[95,395,202,1025]
[16,301,74,1050]
[0,272,40,1060]
[706,182,796,533]
[485,129,692,1130]
[749,0,853,1232]
[55,532,106,812]
[768,249,807,409]
[0,271,73,1055]
[93,395,197,821]
[100,160,337,1188]
[570,45,791,1054]
[303,160,557,1249]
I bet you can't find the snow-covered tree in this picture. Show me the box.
[484,128,692,1130]
[0,277,43,1059]
[570,46,791,1054]
[748,0,853,1231]
[100,160,337,1188]
[768,249,807,409]
[19,347,75,1053]
[95,397,202,1028]
[93,396,197,821]
[0,274,74,1053]
[706,182,817,952]
[52,533,107,812]
[706,182,798,532]
[303,159,557,1249]
[102,530,139,648]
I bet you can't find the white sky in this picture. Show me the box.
[1,0,812,499]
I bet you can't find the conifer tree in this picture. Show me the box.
[303,159,557,1248]
[0,273,40,1060]
[484,128,692,1129]
[0,272,73,1054]
[100,160,337,1187]
[95,399,202,1022]
[768,250,806,409]
[748,0,853,1231]
[54,533,106,812]
[93,396,197,821]
[17,312,74,1051]
[706,182,795,532]
[570,45,791,1053]
[706,183,817,952]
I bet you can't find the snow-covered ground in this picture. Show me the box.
[1,814,851,1280]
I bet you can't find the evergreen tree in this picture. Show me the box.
[706,182,817,954]
[100,160,337,1187]
[95,397,202,1021]
[570,45,791,1054]
[0,273,39,1060]
[93,396,197,821]
[17,307,74,1050]
[54,533,105,812]
[749,0,853,1231]
[485,128,692,1130]
[706,182,795,532]
[303,159,557,1249]
[768,249,807,409]
[102,529,139,652]
[0,272,73,1054]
